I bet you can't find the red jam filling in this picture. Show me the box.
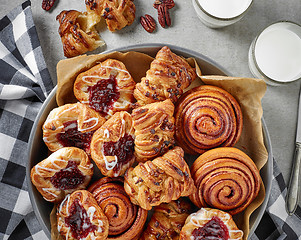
[50,161,84,190]
[88,76,120,114]
[191,216,229,240]
[57,120,94,152]
[65,198,97,239]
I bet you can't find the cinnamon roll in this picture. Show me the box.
[88,177,148,240]
[190,147,262,215]
[175,85,243,155]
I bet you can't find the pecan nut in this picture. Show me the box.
[140,14,156,33]
[158,5,171,28]
[42,0,56,11]
[153,0,175,9]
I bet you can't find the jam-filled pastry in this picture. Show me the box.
[124,147,196,210]
[88,177,148,240]
[31,147,93,203]
[179,208,243,240]
[132,99,175,162]
[175,85,243,155]
[43,102,106,155]
[85,0,136,32]
[140,198,194,240]
[90,111,135,177]
[74,59,136,117]
[57,190,109,240]
[134,46,197,106]
[56,10,105,58]
[190,147,262,215]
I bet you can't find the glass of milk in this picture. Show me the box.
[249,21,301,85]
[192,0,253,28]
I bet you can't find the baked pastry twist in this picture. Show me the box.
[132,99,175,162]
[74,59,136,117]
[56,10,105,58]
[90,111,135,177]
[190,147,262,215]
[134,46,197,106]
[57,190,109,240]
[179,208,243,240]
[175,85,243,155]
[140,198,194,240]
[124,146,196,210]
[42,102,106,155]
[88,177,148,239]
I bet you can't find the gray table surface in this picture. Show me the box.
[1,0,301,203]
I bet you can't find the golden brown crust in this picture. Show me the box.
[175,85,243,155]
[90,111,135,177]
[190,147,262,215]
[124,147,196,210]
[179,208,243,240]
[134,46,197,106]
[31,147,93,203]
[132,99,175,162]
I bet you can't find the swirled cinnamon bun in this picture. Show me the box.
[134,46,197,106]
[124,146,196,210]
[190,147,262,215]
[42,103,106,155]
[57,190,109,240]
[179,208,243,240]
[74,59,136,118]
[175,85,243,155]
[88,177,148,240]
[31,147,93,203]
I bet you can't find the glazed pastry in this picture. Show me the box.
[90,111,135,177]
[132,99,175,162]
[56,10,105,58]
[124,146,196,210]
[57,190,109,240]
[179,208,243,240]
[88,177,148,240]
[140,198,194,240]
[42,102,106,155]
[74,59,136,117]
[190,147,262,215]
[85,0,136,32]
[134,46,197,106]
[175,85,243,155]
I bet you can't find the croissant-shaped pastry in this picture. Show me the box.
[90,111,135,177]
[190,147,262,215]
[124,146,196,210]
[132,99,175,162]
[56,10,105,58]
[88,177,148,240]
[57,190,109,240]
[134,46,197,106]
[175,85,243,155]
[74,59,136,117]
[43,102,106,155]
[140,198,194,240]
[179,208,243,240]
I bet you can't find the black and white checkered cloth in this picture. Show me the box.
[0,1,300,239]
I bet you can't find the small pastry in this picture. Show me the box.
[179,208,243,240]
[124,146,196,210]
[42,102,106,155]
[31,147,93,203]
[190,147,262,215]
[132,99,175,162]
[57,190,109,240]
[134,46,197,106]
[90,111,135,177]
[56,10,105,58]
[74,59,136,117]
[175,85,243,155]
[140,198,194,240]
[88,177,148,240]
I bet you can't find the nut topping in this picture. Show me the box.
[42,0,56,11]
[158,5,171,28]
[140,14,156,33]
